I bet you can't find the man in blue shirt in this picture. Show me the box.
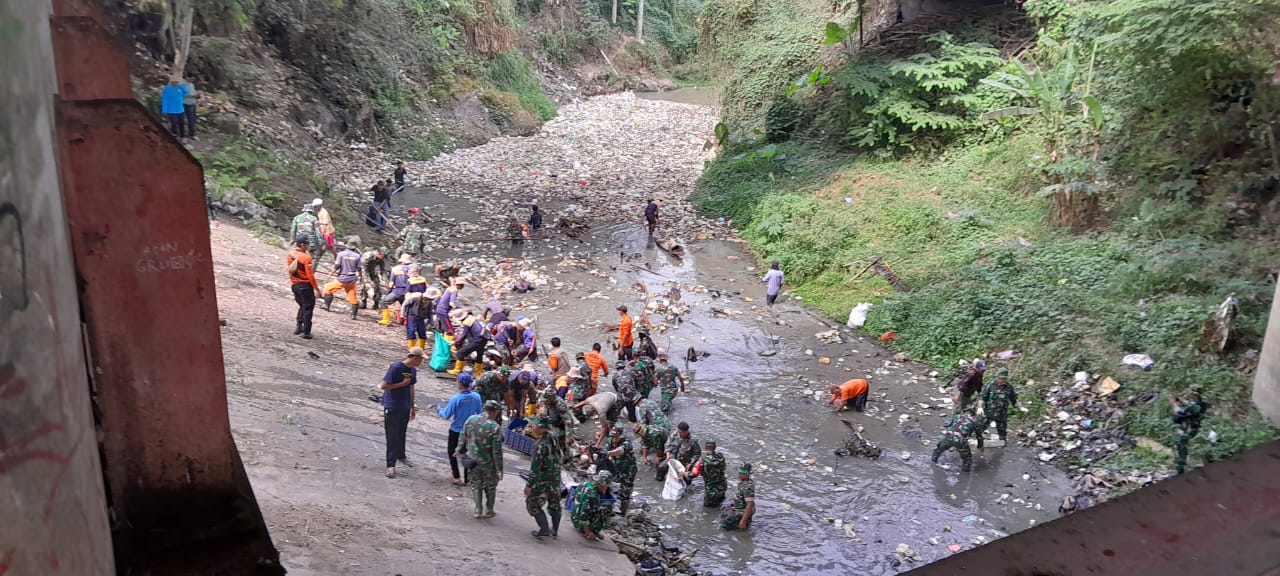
[438,370,482,485]
[381,347,424,478]
[160,78,188,138]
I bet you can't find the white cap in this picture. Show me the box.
[312,198,323,206]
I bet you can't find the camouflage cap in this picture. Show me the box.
[595,470,613,485]
[609,425,625,437]
[996,368,1010,379]
[540,385,557,399]
[703,437,717,447]
[499,366,511,375]
[737,463,753,475]
[483,399,503,411]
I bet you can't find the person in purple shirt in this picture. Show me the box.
[436,279,463,334]
[761,260,785,306]
[514,317,538,362]
[381,348,424,478]
[438,371,482,485]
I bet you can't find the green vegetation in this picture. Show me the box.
[488,51,558,121]
[696,0,1280,470]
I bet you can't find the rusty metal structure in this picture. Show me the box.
[1,0,1277,574]
[2,0,281,573]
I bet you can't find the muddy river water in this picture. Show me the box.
[390,90,1070,574]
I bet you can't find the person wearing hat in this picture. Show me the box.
[572,470,613,541]
[692,438,727,508]
[452,311,492,376]
[720,463,755,531]
[829,378,870,413]
[435,259,462,285]
[286,234,320,339]
[435,277,465,337]
[513,317,538,363]
[438,370,482,486]
[631,350,657,401]
[656,352,686,413]
[394,212,428,261]
[605,425,638,515]
[1170,389,1209,474]
[360,246,388,313]
[762,260,784,306]
[635,398,669,469]
[525,417,563,539]
[980,368,1018,442]
[402,265,431,351]
[421,282,443,331]
[378,254,414,325]
[312,198,335,262]
[954,359,987,411]
[563,364,586,405]
[458,399,505,518]
[616,305,635,361]
[610,360,639,423]
[492,316,521,363]
[661,421,701,483]
[290,203,321,258]
[584,343,610,389]
[931,405,984,472]
[380,347,424,478]
[321,242,363,319]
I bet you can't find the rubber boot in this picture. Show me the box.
[350,305,359,320]
[483,486,497,518]
[294,323,302,335]
[417,338,427,349]
[549,507,561,539]
[447,360,465,376]
[443,333,456,344]
[407,339,417,352]
[531,510,551,539]
[322,294,333,311]
[619,497,630,516]
[379,309,392,326]
[472,485,484,519]
[931,445,943,463]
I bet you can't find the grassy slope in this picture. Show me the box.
[695,132,1278,470]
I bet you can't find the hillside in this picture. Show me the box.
[695,0,1280,496]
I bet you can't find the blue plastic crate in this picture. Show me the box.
[504,418,536,455]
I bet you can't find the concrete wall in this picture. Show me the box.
[1254,281,1280,425]
[0,0,116,573]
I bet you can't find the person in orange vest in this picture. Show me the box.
[286,235,320,339]
[616,305,635,361]
[829,378,870,412]
[584,343,609,393]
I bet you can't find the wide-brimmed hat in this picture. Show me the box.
[567,367,583,378]
[407,346,424,358]
[398,254,413,264]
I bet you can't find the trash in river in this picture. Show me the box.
[846,303,872,328]
[895,543,923,563]
[834,420,882,459]
[1121,353,1155,369]
[1207,430,1219,443]
[1096,376,1121,396]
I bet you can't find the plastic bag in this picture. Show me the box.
[429,331,451,372]
[847,303,872,328]
[661,459,686,500]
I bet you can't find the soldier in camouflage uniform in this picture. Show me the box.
[289,205,320,258]
[538,385,573,458]
[475,366,511,407]
[633,354,657,400]
[572,470,613,541]
[507,215,527,244]
[568,364,593,422]
[635,398,669,470]
[930,406,984,472]
[656,352,685,413]
[359,246,387,310]
[605,425,638,515]
[524,417,563,539]
[660,421,701,482]
[458,400,504,518]
[719,463,756,531]
[980,368,1018,442]
[695,438,727,507]
[1171,389,1209,474]
[394,217,428,260]
[611,361,639,422]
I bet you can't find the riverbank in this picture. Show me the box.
[213,93,1072,575]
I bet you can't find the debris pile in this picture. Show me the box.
[611,509,699,576]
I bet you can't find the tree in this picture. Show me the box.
[147,0,195,79]
[611,0,618,24]
[636,0,644,42]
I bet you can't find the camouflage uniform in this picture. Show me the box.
[980,379,1018,441]
[475,371,509,405]
[507,220,524,242]
[569,369,593,421]
[395,222,426,260]
[461,409,503,516]
[1172,397,1209,474]
[931,411,983,472]
[698,450,727,508]
[657,364,682,412]
[572,476,612,535]
[638,399,669,454]
[720,469,755,530]
[633,357,656,399]
[360,249,386,309]
[290,211,320,255]
[539,388,573,456]
[607,428,638,514]
[525,428,563,537]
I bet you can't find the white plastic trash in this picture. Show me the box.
[662,459,687,500]
[847,303,873,328]
[1121,354,1155,369]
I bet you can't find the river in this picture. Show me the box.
[395,92,1071,574]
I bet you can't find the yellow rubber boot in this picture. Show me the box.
[379,309,392,326]
[407,339,418,352]
[447,360,465,376]
[416,338,427,349]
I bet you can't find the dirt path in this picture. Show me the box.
[211,225,633,576]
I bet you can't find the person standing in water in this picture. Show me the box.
[762,260,784,306]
